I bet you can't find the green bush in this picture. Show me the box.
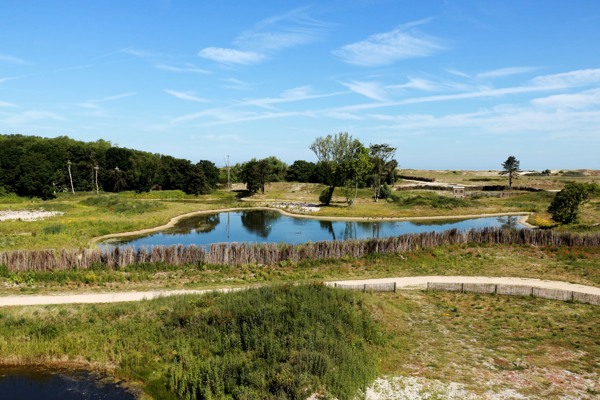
[167,285,379,399]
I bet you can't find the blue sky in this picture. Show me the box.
[1,0,600,170]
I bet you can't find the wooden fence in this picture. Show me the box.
[426,282,600,306]
[1,227,600,272]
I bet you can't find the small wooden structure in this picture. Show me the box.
[452,186,465,198]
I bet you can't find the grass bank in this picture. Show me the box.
[0,284,379,399]
[1,286,597,399]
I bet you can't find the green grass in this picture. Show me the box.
[0,285,379,400]
[367,291,600,398]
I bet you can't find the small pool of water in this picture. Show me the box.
[104,210,524,249]
[0,367,136,400]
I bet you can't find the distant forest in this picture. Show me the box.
[0,134,398,200]
[0,134,220,199]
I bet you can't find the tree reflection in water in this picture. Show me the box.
[497,215,519,230]
[166,213,220,235]
[319,220,336,240]
[240,210,281,238]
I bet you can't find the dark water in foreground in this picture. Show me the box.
[0,367,136,400]
[105,210,524,248]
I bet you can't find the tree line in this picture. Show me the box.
[0,134,219,199]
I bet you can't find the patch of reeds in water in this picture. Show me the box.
[2,228,600,272]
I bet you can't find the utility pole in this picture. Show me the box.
[94,165,100,195]
[67,160,75,194]
[225,155,231,191]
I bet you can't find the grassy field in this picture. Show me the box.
[0,286,597,399]
[1,171,599,399]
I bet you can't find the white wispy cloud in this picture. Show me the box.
[155,64,211,74]
[223,78,254,91]
[340,81,388,101]
[198,47,265,65]
[0,53,30,65]
[3,110,66,125]
[477,66,540,79]
[242,86,345,109]
[333,19,446,66]
[531,68,600,88]
[120,48,158,58]
[234,8,331,51]
[0,100,17,107]
[531,87,600,109]
[79,92,136,109]
[199,8,330,65]
[164,89,209,103]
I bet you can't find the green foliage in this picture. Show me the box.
[81,195,164,215]
[42,224,65,235]
[319,187,334,205]
[394,193,472,209]
[167,285,379,399]
[310,133,371,205]
[0,134,219,198]
[500,156,521,190]
[285,160,316,183]
[548,182,600,224]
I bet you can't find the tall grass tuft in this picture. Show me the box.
[166,284,379,399]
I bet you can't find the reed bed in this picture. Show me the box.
[2,228,600,272]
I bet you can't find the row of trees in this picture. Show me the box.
[0,134,219,199]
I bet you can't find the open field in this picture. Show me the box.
[0,286,597,399]
[1,172,599,398]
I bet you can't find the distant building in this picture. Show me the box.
[453,186,465,198]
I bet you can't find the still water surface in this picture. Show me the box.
[0,367,135,400]
[107,210,523,248]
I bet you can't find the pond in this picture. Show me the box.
[104,210,524,248]
[0,367,136,400]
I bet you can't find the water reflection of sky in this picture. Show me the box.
[107,211,524,249]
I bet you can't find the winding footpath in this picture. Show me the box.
[1,276,599,307]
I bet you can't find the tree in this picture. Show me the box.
[241,158,272,194]
[548,182,600,224]
[309,132,368,205]
[285,160,316,183]
[500,156,521,190]
[369,144,396,202]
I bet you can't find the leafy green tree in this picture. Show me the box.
[369,144,396,202]
[286,160,316,182]
[309,132,368,205]
[197,160,220,189]
[185,164,210,195]
[262,156,288,182]
[548,182,600,224]
[500,156,521,190]
[241,159,262,194]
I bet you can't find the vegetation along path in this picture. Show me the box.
[1,276,598,307]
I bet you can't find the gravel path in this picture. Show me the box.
[1,276,598,307]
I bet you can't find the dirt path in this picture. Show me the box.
[1,276,598,307]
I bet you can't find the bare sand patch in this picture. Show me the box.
[0,209,64,222]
